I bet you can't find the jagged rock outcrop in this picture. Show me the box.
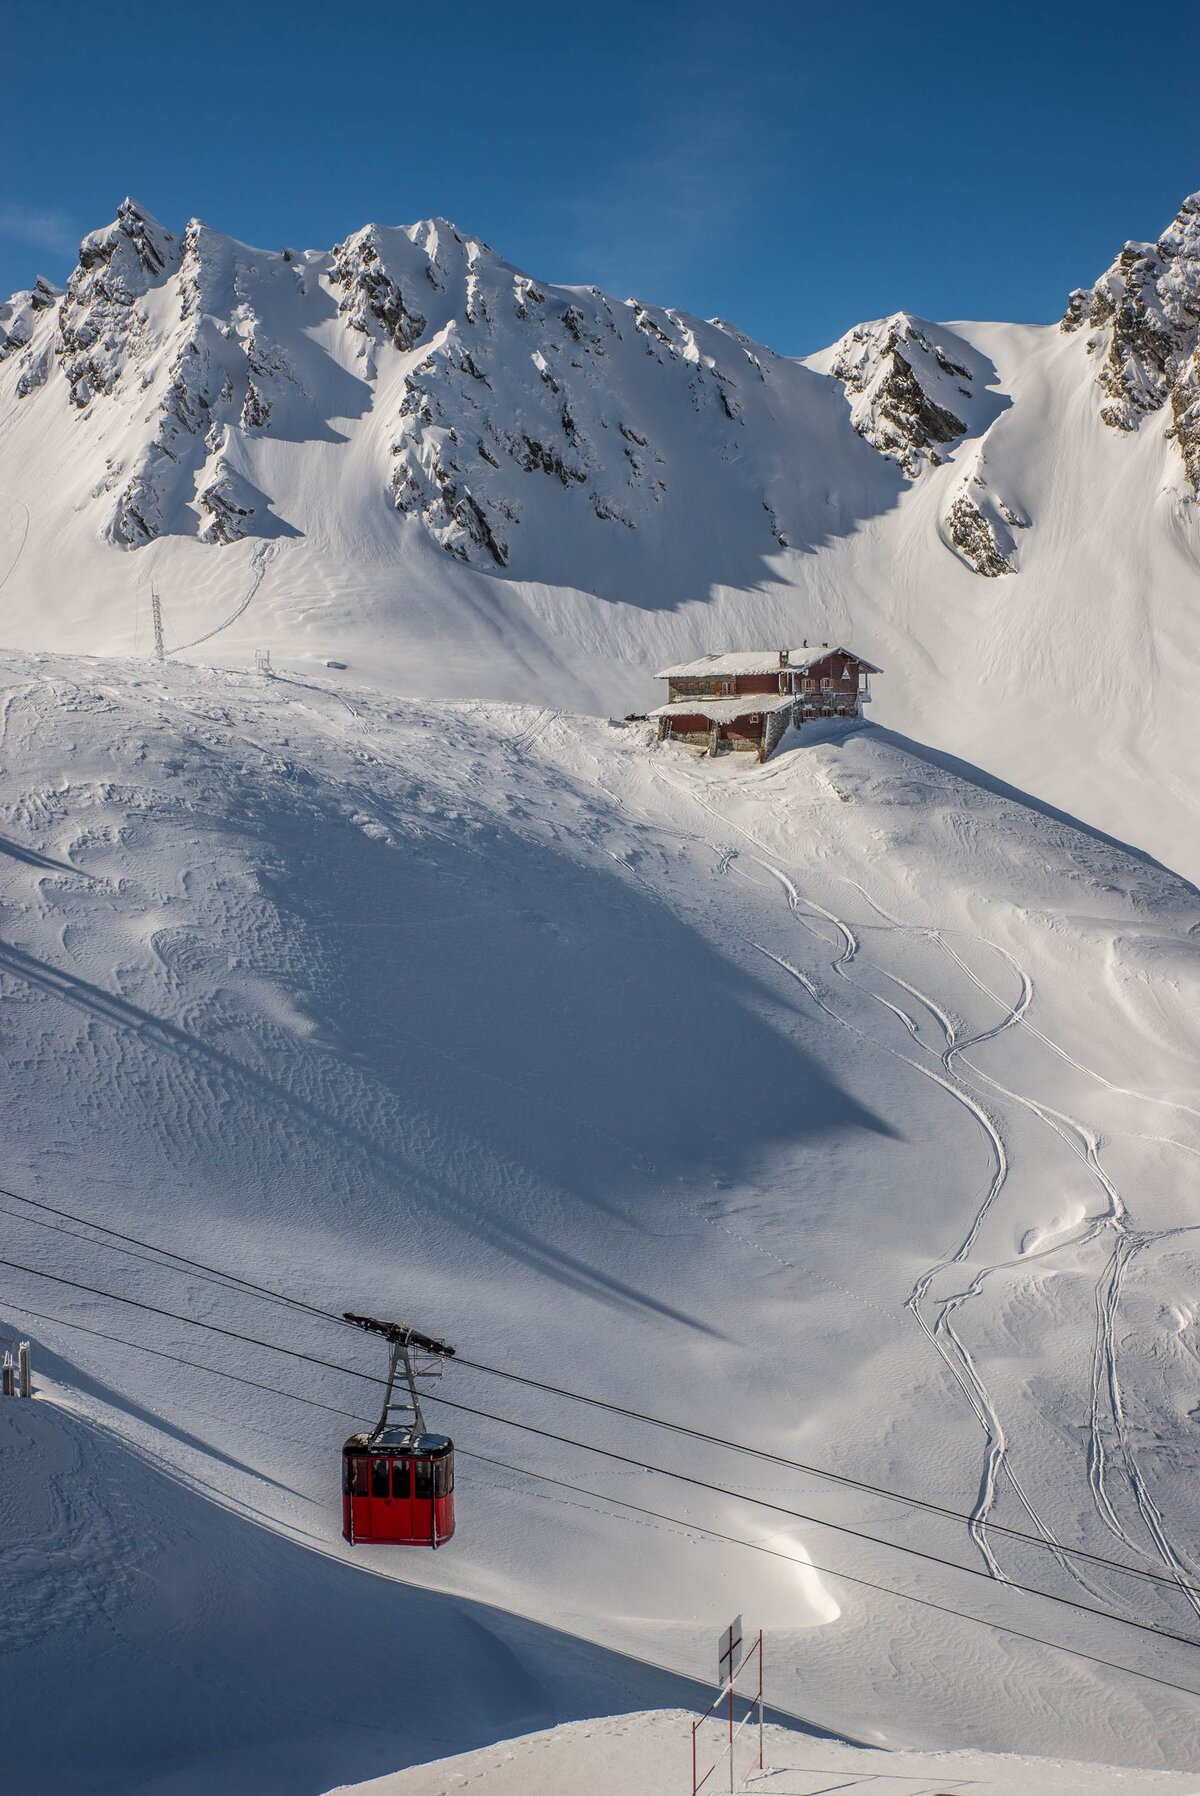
[940,447,1023,578]
[328,226,427,354]
[197,459,261,544]
[826,314,975,475]
[944,493,1012,578]
[0,276,59,361]
[57,198,180,407]
[1062,190,1200,487]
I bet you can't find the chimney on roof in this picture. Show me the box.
[821,641,828,650]
[779,648,789,668]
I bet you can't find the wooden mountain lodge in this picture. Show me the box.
[651,644,880,762]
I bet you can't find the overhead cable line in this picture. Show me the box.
[0,1251,1196,1655]
[457,1450,1200,1703]
[0,1297,359,1421]
[3,1287,1198,1707]
[0,1180,1194,1601]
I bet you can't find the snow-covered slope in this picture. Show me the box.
[1,655,1198,1792]
[1,196,1199,876]
[325,1709,1200,1796]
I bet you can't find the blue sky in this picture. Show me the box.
[2,0,1197,353]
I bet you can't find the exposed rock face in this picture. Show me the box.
[945,493,1012,577]
[197,460,260,544]
[940,445,1022,578]
[1062,191,1200,486]
[376,229,741,566]
[328,226,427,353]
[827,313,974,475]
[0,276,59,361]
[57,198,180,407]
[1169,352,1200,491]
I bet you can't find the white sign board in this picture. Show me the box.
[718,1614,743,1687]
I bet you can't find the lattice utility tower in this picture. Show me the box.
[151,585,165,663]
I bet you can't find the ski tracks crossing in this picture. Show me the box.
[648,764,1200,1616]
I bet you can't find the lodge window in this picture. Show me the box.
[392,1459,411,1498]
[371,1458,391,1498]
[821,677,833,690]
[414,1459,434,1500]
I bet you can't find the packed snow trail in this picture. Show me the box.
[168,540,277,654]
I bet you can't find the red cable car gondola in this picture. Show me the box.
[341,1313,456,1548]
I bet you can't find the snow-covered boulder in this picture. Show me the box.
[197,458,263,543]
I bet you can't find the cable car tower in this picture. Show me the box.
[340,1314,457,1548]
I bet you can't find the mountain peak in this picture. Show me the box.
[1061,188,1200,487]
[817,311,984,477]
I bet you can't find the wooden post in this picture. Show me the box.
[18,1341,31,1398]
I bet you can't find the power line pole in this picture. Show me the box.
[151,585,165,663]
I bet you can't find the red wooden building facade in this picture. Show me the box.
[651,645,880,762]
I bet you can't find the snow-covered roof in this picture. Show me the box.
[649,697,794,723]
[655,647,881,678]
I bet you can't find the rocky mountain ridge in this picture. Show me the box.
[9,192,1198,588]
[1062,190,1200,490]
[1,200,800,568]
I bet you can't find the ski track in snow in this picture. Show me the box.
[168,540,277,656]
[650,763,1200,1614]
[0,491,30,598]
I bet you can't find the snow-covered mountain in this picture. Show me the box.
[2,194,1199,876]
[3,191,1200,1795]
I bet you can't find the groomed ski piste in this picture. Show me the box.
[1,653,1198,1793]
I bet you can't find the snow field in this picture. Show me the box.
[0,655,1197,1789]
[324,1707,1200,1796]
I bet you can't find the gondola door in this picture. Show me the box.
[369,1454,393,1539]
[390,1455,413,1539]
